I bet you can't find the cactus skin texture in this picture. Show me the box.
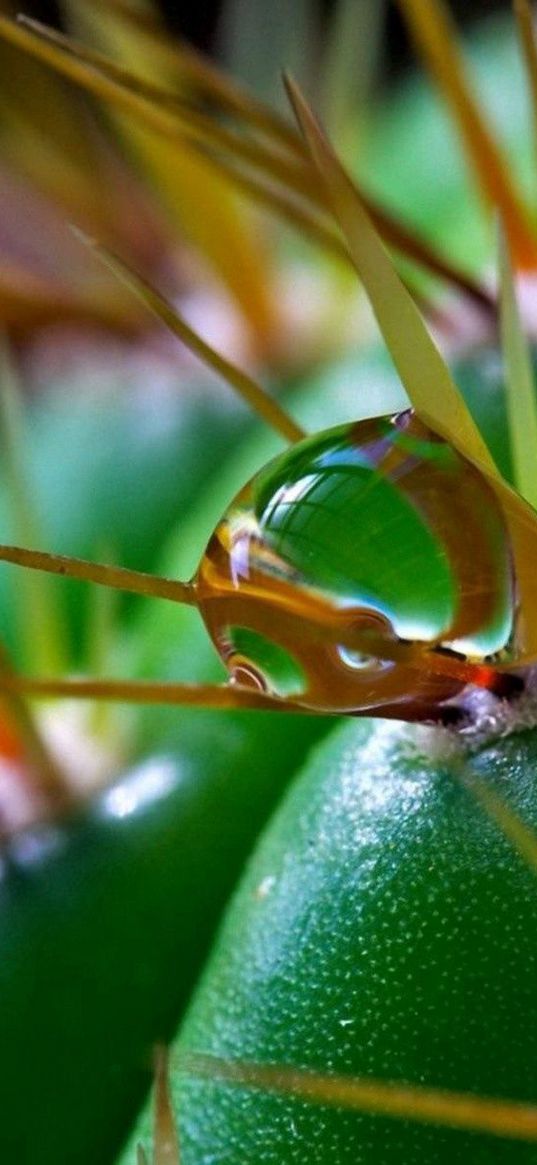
[172,716,537,1164]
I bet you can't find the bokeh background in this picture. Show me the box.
[17,1,517,72]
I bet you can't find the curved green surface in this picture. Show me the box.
[166,718,537,1164]
[0,692,328,1164]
